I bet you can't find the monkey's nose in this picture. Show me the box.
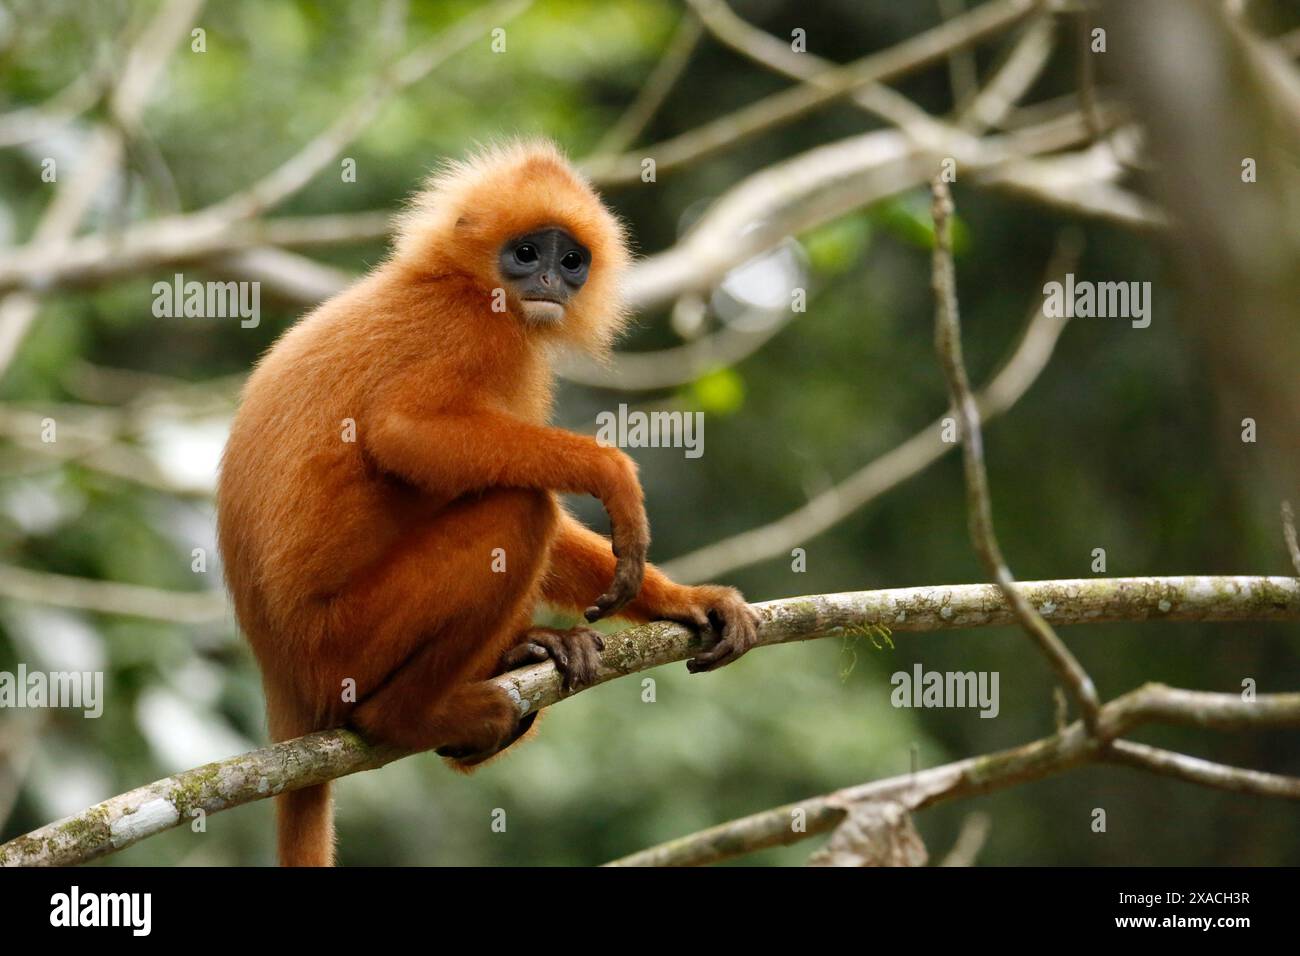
[540,271,555,287]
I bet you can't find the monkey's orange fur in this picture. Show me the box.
[217,140,756,867]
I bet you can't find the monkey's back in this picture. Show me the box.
[217,268,552,659]
[217,275,419,653]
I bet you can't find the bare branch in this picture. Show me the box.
[662,233,1080,582]
[1075,7,1106,142]
[211,248,355,307]
[0,110,1103,310]
[686,0,940,131]
[930,175,1101,732]
[1,575,1296,866]
[958,16,1058,129]
[0,565,226,625]
[0,211,391,298]
[581,0,1040,185]
[0,68,106,149]
[557,308,795,391]
[938,0,981,109]
[979,129,1166,230]
[204,0,532,221]
[938,812,991,866]
[594,11,704,155]
[605,683,1300,867]
[687,4,1152,233]
[1282,501,1300,576]
[1104,740,1300,799]
[0,0,207,380]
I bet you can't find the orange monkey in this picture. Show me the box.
[216,140,759,866]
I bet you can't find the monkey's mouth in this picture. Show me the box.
[520,298,566,324]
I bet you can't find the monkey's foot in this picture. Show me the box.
[669,585,762,673]
[499,626,606,691]
[437,710,538,769]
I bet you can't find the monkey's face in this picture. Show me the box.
[498,227,591,325]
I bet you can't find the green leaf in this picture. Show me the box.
[689,366,745,415]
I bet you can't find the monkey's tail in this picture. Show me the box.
[266,683,335,867]
[277,784,334,867]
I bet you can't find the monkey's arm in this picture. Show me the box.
[363,405,647,618]
[541,513,760,672]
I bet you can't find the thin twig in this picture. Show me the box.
[939,0,981,110]
[662,231,1080,583]
[0,0,207,382]
[0,565,227,624]
[686,3,1153,235]
[930,175,1102,733]
[203,0,532,221]
[1104,740,1300,799]
[1075,8,1106,142]
[1282,501,1300,576]
[0,66,108,149]
[937,811,991,866]
[582,0,1040,185]
[594,11,705,155]
[958,16,1058,130]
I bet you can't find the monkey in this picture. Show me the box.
[216,139,761,867]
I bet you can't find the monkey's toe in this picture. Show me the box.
[499,641,550,672]
[521,626,605,691]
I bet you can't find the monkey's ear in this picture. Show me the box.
[454,214,473,230]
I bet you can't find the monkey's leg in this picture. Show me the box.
[498,626,606,691]
[356,645,532,757]
[541,513,761,671]
[336,487,558,755]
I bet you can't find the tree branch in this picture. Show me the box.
[203,0,531,221]
[1282,501,1300,576]
[581,0,1039,185]
[593,10,704,156]
[0,565,226,625]
[661,230,1079,582]
[605,683,1300,867]
[0,0,206,380]
[1,575,1296,866]
[931,175,1101,732]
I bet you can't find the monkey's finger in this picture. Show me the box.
[500,641,549,671]
[584,589,623,621]
[665,605,710,631]
[585,571,638,620]
[564,627,604,687]
[687,639,735,673]
[529,627,605,689]
[721,605,759,663]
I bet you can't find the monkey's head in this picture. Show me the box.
[394,139,631,356]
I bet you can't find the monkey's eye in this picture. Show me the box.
[514,244,539,264]
[561,251,584,271]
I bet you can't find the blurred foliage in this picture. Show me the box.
[0,0,1297,866]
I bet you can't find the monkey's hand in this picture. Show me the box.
[585,450,649,622]
[500,626,606,691]
[669,585,762,673]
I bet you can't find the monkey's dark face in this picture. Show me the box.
[498,227,591,325]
